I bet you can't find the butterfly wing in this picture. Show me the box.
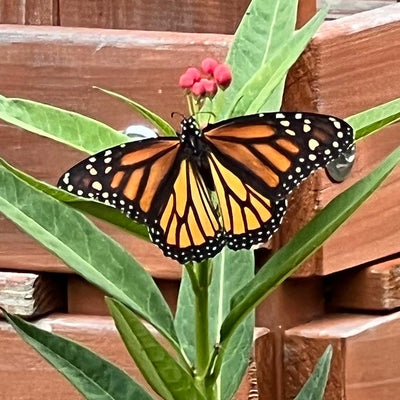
[204,112,354,200]
[58,138,223,263]
[204,112,354,250]
[149,158,224,263]
[58,138,182,224]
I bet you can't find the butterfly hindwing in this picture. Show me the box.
[204,112,354,201]
[208,152,287,250]
[149,158,224,263]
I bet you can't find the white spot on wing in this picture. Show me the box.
[92,181,103,191]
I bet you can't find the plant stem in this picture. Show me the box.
[194,259,210,378]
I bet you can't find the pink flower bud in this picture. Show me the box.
[185,67,201,82]
[201,57,219,75]
[179,73,195,89]
[213,64,232,89]
[191,81,206,97]
[200,78,217,97]
[179,67,201,89]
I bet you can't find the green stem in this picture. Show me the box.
[194,259,210,378]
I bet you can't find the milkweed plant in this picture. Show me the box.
[0,0,399,399]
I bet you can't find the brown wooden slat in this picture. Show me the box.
[58,0,250,34]
[0,271,65,318]
[0,313,269,400]
[0,0,58,25]
[67,274,180,315]
[284,312,400,399]
[297,0,317,28]
[329,257,400,310]
[281,4,400,276]
[319,0,397,19]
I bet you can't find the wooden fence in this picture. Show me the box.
[0,1,399,399]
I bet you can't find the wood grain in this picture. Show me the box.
[284,311,400,400]
[0,314,269,400]
[281,4,400,276]
[67,274,180,315]
[58,0,250,34]
[329,257,400,310]
[0,0,58,25]
[319,0,398,19]
[0,271,65,318]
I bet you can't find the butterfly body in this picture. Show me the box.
[59,112,354,264]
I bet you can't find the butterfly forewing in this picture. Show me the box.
[58,138,181,224]
[204,112,354,201]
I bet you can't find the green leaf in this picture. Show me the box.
[227,7,327,118]
[3,310,155,400]
[0,158,149,241]
[107,298,205,400]
[0,94,128,154]
[346,97,400,141]
[0,164,178,346]
[294,346,332,400]
[95,87,176,137]
[205,0,298,120]
[210,249,255,400]
[199,0,298,124]
[219,145,400,347]
[174,249,255,400]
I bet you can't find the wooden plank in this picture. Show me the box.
[0,271,66,318]
[281,4,400,276]
[58,0,250,34]
[318,0,397,19]
[0,313,269,400]
[67,274,180,315]
[0,0,58,25]
[284,311,400,400]
[297,0,317,28]
[329,257,400,310]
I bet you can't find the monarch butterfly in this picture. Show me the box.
[58,112,354,264]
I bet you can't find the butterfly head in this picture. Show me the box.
[180,116,202,141]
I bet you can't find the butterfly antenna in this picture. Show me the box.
[171,111,186,120]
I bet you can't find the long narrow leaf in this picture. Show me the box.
[294,346,333,400]
[0,158,149,241]
[3,310,155,400]
[0,165,177,346]
[226,7,327,118]
[107,299,205,400]
[205,0,298,121]
[346,97,400,141]
[219,146,400,347]
[95,87,176,137]
[0,95,127,153]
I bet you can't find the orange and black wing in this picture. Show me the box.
[58,138,223,263]
[58,138,182,225]
[149,158,224,263]
[204,111,354,249]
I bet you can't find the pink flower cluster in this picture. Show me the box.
[179,57,232,98]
